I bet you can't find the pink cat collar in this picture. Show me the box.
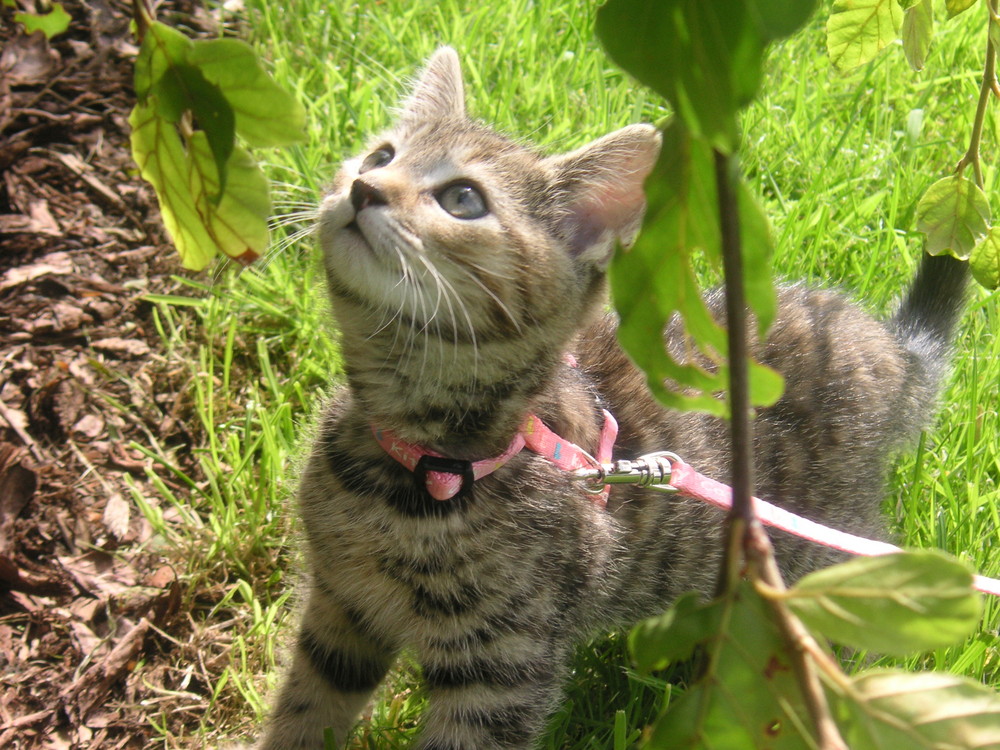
[372,411,618,505]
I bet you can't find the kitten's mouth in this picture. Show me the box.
[343,217,370,246]
[341,216,379,260]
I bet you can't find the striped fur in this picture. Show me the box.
[249,48,967,749]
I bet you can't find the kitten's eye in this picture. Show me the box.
[437,183,488,220]
[359,147,394,174]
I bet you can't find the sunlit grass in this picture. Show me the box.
[132,1,1000,746]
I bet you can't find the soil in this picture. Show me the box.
[0,2,231,747]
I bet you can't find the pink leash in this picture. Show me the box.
[667,457,1000,597]
[372,405,1000,596]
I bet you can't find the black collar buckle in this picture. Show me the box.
[413,454,476,497]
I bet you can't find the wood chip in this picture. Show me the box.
[90,337,151,358]
[68,618,150,720]
[72,413,105,439]
[52,151,128,210]
[101,494,130,540]
[0,443,36,553]
[0,251,74,291]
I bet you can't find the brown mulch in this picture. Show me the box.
[0,2,236,747]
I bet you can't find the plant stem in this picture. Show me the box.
[714,148,755,592]
[132,0,155,42]
[957,0,998,189]
[749,526,849,750]
[715,147,847,750]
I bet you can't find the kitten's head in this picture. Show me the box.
[319,47,659,393]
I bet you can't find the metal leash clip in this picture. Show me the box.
[572,451,681,494]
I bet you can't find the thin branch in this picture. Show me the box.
[957,0,998,189]
[748,526,850,750]
[132,0,155,42]
[714,148,755,593]
[715,148,847,749]
[0,397,45,463]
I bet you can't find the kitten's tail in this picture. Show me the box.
[892,252,969,373]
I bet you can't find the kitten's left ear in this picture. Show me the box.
[400,47,466,124]
[549,124,662,269]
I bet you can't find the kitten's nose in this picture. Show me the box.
[350,179,387,213]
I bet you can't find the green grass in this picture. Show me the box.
[134,1,1000,747]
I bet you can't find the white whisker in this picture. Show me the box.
[452,263,523,334]
[411,251,479,382]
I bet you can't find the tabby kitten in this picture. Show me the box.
[251,48,967,749]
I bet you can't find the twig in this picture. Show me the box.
[714,148,755,592]
[715,148,847,748]
[748,526,850,750]
[0,397,45,463]
[132,0,155,41]
[957,0,998,189]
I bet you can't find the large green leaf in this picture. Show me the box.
[134,21,193,103]
[130,103,269,270]
[188,38,307,147]
[643,582,817,749]
[837,670,1000,749]
[130,21,305,269]
[915,175,991,260]
[746,0,819,41]
[786,551,981,656]
[827,0,903,72]
[610,121,729,416]
[971,227,1000,290]
[630,592,723,671]
[609,121,783,416]
[135,23,235,200]
[596,0,768,153]
[155,63,236,198]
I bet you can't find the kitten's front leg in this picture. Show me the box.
[257,587,396,750]
[414,636,567,750]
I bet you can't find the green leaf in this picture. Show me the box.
[738,180,777,337]
[970,227,1000,290]
[748,359,785,408]
[785,551,981,656]
[610,121,729,417]
[610,120,784,416]
[188,38,307,147]
[130,20,306,269]
[154,63,236,198]
[129,102,269,270]
[746,0,819,41]
[901,0,934,71]
[837,670,1000,749]
[644,582,816,749]
[915,175,991,260]
[630,592,723,671]
[739,182,784,407]
[827,0,903,72]
[14,3,71,39]
[945,0,977,19]
[134,21,194,104]
[597,0,768,153]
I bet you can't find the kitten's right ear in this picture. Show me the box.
[549,124,662,270]
[400,47,466,124]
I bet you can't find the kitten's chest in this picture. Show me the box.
[311,496,532,642]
